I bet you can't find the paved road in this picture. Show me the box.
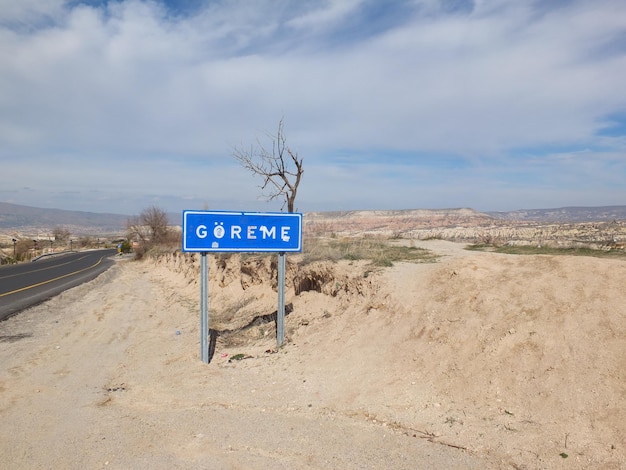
[0,249,117,321]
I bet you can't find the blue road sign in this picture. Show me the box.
[182,211,303,253]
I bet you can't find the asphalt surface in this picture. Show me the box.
[0,249,117,322]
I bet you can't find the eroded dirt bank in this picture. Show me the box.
[1,240,624,469]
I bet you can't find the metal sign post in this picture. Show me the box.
[200,252,209,363]
[182,211,302,362]
[277,252,286,346]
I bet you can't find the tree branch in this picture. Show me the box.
[232,118,303,212]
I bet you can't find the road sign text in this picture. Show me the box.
[182,211,302,253]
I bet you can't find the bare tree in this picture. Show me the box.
[143,206,170,243]
[127,206,170,245]
[233,118,303,212]
[53,227,71,243]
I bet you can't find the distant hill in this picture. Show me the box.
[488,206,626,223]
[0,202,129,235]
[2,201,625,237]
[305,207,493,234]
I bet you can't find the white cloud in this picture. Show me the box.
[1,0,625,213]
[0,0,65,29]
[286,0,363,31]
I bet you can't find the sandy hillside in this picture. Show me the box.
[0,240,624,469]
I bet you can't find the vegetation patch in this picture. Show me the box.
[466,244,626,259]
[228,353,253,362]
[303,236,439,266]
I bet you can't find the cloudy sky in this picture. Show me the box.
[1,0,625,215]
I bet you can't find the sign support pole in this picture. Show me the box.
[277,252,286,347]
[200,252,209,363]
[183,211,302,361]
